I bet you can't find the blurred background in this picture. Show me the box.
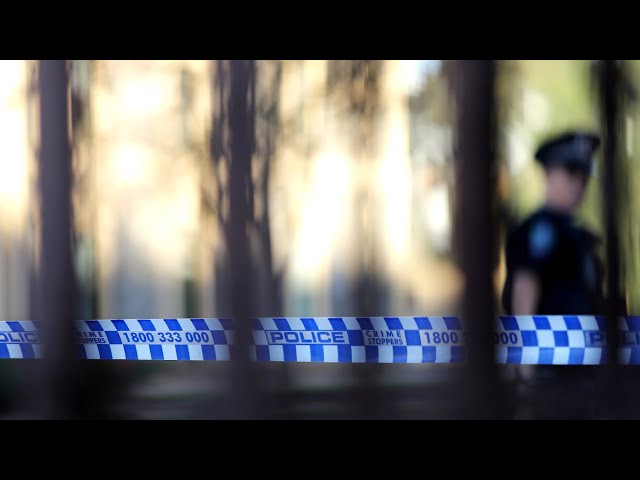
[0,60,637,419]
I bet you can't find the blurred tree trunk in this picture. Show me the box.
[35,60,79,419]
[450,60,507,419]
[211,60,285,418]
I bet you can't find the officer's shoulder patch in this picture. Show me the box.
[528,219,556,259]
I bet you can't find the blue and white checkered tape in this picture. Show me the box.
[0,316,638,364]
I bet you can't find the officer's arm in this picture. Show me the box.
[511,269,540,315]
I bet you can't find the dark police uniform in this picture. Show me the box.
[502,207,604,315]
[501,131,603,419]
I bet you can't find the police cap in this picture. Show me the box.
[534,131,601,174]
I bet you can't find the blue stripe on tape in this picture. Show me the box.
[329,318,347,331]
[522,331,538,346]
[86,321,103,331]
[414,317,432,330]
[533,316,551,330]
[422,346,436,362]
[538,348,554,364]
[501,316,519,330]
[165,319,181,331]
[112,320,129,331]
[7,322,24,332]
[405,330,421,346]
[357,317,374,331]
[191,318,208,330]
[347,330,364,346]
[338,344,351,362]
[283,345,297,361]
[301,318,318,330]
[20,344,34,359]
[0,344,9,358]
[444,316,461,330]
[176,345,189,360]
[274,318,291,331]
[138,320,155,331]
[202,345,216,360]
[385,317,402,330]
[251,319,264,331]
[219,318,234,330]
[554,331,569,347]
[255,345,269,361]
[365,346,378,363]
[105,331,121,344]
[124,345,138,360]
[98,344,112,359]
[212,331,227,344]
[569,348,584,364]
[627,317,640,331]
[506,347,522,363]
[451,346,465,362]
[564,316,581,330]
[310,344,324,361]
[150,345,163,360]
[393,346,407,362]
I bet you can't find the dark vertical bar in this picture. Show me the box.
[227,59,260,419]
[36,60,78,419]
[350,60,384,419]
[255,61,289,418]
[599,60,623,417]
[452,60,504,419]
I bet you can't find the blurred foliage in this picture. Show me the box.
[621,61,640,313]
[500,60,601,232]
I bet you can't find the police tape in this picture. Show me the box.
[0,316,638,364]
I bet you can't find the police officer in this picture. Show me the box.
[502,130,604,418]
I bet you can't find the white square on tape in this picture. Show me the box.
[548,316,566,330]
[110,345,126,359]
[323,345,338,362]
[161,345,177,360]
[378,346,394,363]
[6,344,22,358]
[578,316,598,330]
[342,317,361,330]
[520,348,540,364]
[286,318,305,330]
[188,345,203,361]
[400,317,419,330]
[515,316,536,330]
[536,330,555,347]
[583,348,602,364]
[351,346,366,362]
[136,345,152,360]
[568,330,585,347]
[268,345,284,362]
[314,318,333,330]
[252,331,268,345]
[370,317,389,330]
[215,345,231,361]
[296,345,311,362]
[434,346,451,363]
[406,346,423,363]
[84,344,100,360]
[553,348,570,364]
